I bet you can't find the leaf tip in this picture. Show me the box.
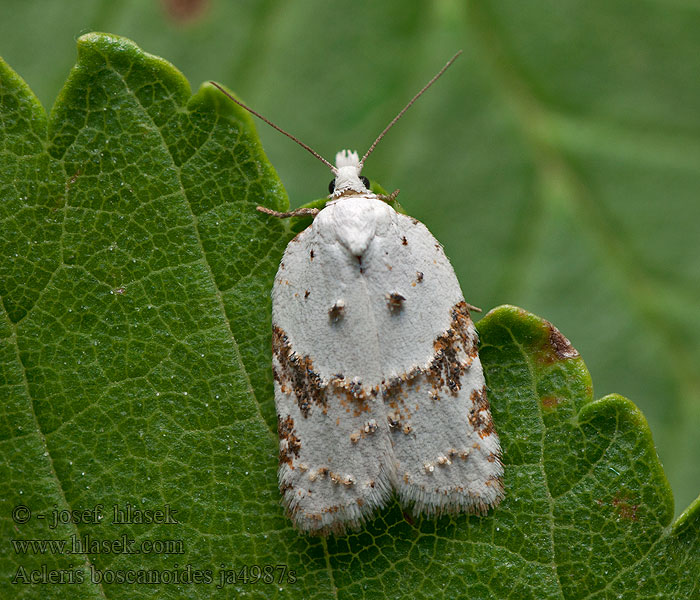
[479,304,581,365]
[74,32,191,100]
[581,393,676,526]
[199,81,257,130]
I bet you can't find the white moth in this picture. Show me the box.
[211,52,504,535]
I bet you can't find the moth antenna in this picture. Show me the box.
[360,50,462,166]
[209,81,337,173]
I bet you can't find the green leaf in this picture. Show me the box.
[1,33,698,599]
[2,0,699,519]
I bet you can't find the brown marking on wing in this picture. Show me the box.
[468,386,496,440]
[277,415,301,467]
[386,292,405,313]
[426,302,478,397]
[273,326,327,418]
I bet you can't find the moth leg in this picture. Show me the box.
[256,206,320,219]
[377,189,400,203]
[465,301,482,313]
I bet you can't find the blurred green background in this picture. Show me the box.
[2,0,698,516]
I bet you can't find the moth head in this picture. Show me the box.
[328,150,370,197]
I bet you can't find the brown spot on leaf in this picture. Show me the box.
[538,321,580,363]
[65,169,81,191]
[612,494,639,521]
[541,396,561,409]
[549,326,579,359]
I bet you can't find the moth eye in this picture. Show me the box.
[360,176,370,189]
[328,179,336,194]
